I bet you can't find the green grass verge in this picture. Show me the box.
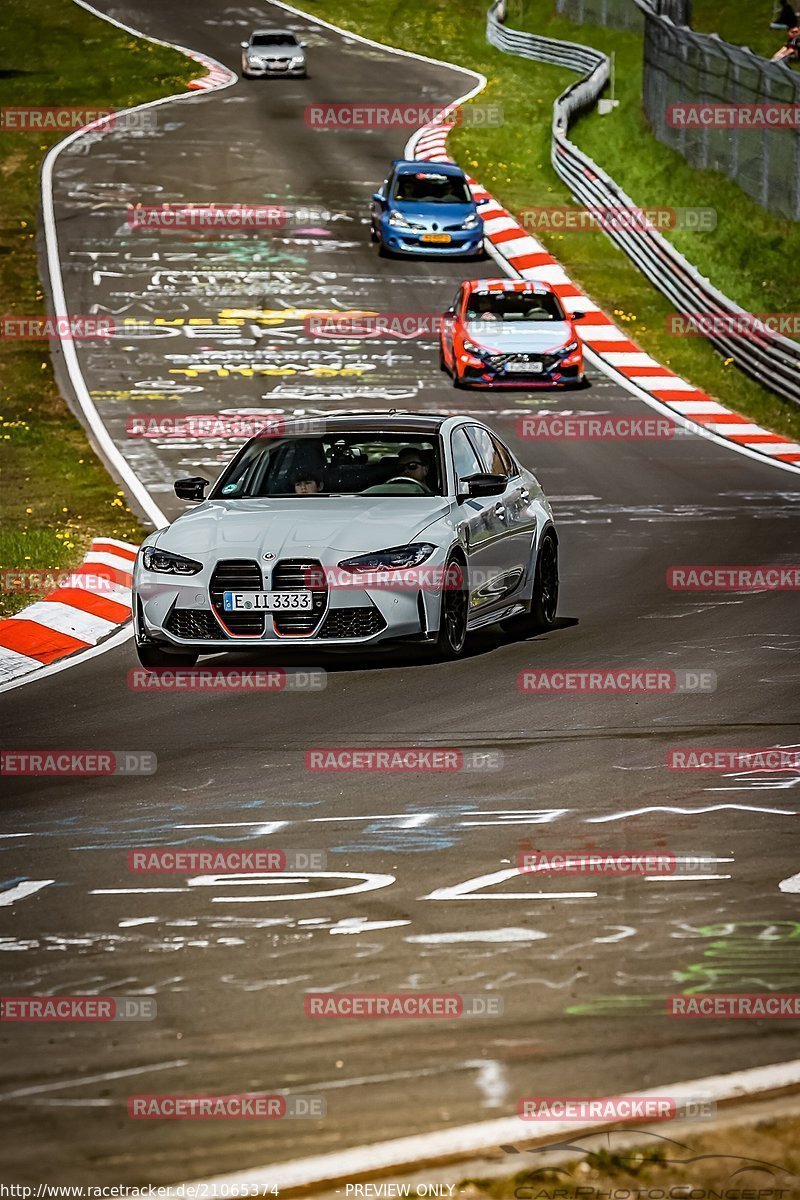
[0,1,200,617]
[308,0,800,446]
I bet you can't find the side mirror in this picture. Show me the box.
[240,41,249,48]
[442,307,456,319]
[300,40,308,47]
[174,476,210,502]
[475,195,492,207]
[371,192,384,205]
[572,310,586,320]
[459,472,507,499]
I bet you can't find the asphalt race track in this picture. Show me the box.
[1,0,799,1184]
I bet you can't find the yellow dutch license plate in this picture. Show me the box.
[421,233,451,244]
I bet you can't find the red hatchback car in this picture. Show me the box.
[440,278,585,388]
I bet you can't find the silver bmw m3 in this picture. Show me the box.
[240,29,307,78]
[132,414,559,666]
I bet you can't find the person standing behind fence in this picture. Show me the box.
[771,2,798,29]
[772,23,800,60]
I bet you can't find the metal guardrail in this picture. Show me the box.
[486,0,800,407]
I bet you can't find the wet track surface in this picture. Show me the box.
[1,0,799,1183]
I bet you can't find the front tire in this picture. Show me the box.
[433,555,469,660]
[502,533,558,637]
[136,642,199,668]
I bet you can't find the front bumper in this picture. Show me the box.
[242,59,306,76]
[134,563,444,652]
[457,358,584,388]
[379,223,483,257]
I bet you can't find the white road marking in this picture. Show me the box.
[586,803,797,822]
[425,867,597,901]
[0,1059,187,1101]
[0,881,54,907]
[778,871,800,893]
[406,928,547,943]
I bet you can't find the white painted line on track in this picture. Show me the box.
[0,881,54,907]
[171,1058,800,1194]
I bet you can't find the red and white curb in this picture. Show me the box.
[186,51,237,91]
[0,539,137,686]
[407,122,800,471]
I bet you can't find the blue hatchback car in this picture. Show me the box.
[370,160,484,258]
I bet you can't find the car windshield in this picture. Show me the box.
[465,291,566,321]
[211,433,444,498]
[251,32,297,45]
[392,172,471,205]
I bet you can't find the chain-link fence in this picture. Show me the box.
[553,0,799,220]
[640,8,800,221]
[554,0,690,32]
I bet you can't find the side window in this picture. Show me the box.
[468,426,510,478]
[490,433,517,477]
[451,427,484,486]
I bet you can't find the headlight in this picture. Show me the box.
[387,211,412,229]
[338,543,436,572]
[463,213,480,229]
[248,55,264,64]
[462,339,488,357]
[142,547,202,575]
[289,55,304,65]
[557,340,579,356]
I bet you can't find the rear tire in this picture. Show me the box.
[433,555,469,660]
[136,642,199,668]
[502,533,558,638]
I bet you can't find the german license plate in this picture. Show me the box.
[223,590,312,612]
[422,233,451,244]
[507,360,543,373]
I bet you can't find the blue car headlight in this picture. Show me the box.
[338,543,436,572]
[463,213,480,230]
[142,547,203,575]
